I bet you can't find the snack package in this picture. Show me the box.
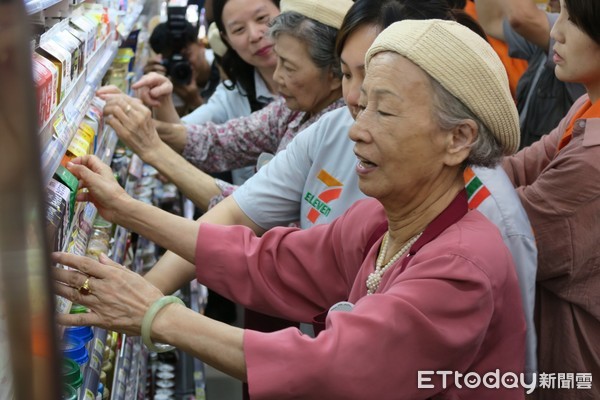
[71,15,98,57]
[66,26,87,73]
[33,53,59,113]
[37,40,72,103]
[55,31,81,84]
[46,178,71,252]
[54,165,79,225]
[32,57,53,126]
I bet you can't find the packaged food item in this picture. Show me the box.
[86,229,110,260]
[62,121,97,166]
[54,165,79,225]
[63,383,78,400]
[83,5,110,41]
[37,40,72,103]
[62,358,83,393]
[32,57,54,126]
[71,15,98,57]
[32,53,59,112]
[55,31,82,83]
[46,178,71,252]
[70,304,88,314]
[62,337,90,369]
[66,26,87,73]
[64,326,94,347]
[83,113,101,154]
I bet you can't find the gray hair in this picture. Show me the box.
[268,11,342,78]
[428,77,503,168]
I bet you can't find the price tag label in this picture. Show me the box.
[63,100,78,124]
[53,114,73,148]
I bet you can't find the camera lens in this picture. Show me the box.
[166,53,191,85]
[171,61,192,86]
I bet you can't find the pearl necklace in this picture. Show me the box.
[366,231,423,295]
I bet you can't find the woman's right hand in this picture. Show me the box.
[131,72,174,108]
[66,155,131,223]
[102,94,164,163]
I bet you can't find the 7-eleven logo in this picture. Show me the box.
[305,169,343,224]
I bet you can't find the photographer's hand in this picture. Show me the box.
[143,55,167,76]
[173,69,204,113]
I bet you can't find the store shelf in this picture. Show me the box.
[111,335,147,400]
[55,201,99,316]
[116,4,144,40]
[95,126,119,165]
[39,1,145,188]
[40,33,115,187]
[80,328,108,400]
[24,0,62,15]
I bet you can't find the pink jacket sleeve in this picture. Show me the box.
[195,200,383,321]
[195,203,521,399]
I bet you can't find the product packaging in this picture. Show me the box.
[32,53,59,112]
[54,165,79,225]
[32,56,54,126]
[46,178,71,252]
[37,40,72,104]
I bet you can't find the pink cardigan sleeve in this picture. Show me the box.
[194,204,522,399]
[194,199,384,322]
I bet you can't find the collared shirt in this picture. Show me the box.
[181,69,274,125]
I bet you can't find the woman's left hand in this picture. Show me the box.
[53,252,164,336]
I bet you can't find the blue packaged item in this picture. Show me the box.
[61,337,89,367]
[64,325,94,344]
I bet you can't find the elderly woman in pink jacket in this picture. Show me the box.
[55,20,526,399]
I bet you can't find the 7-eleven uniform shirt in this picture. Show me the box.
[465,165,538,381]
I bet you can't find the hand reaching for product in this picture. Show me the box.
[102,94,164,162]
[66,155,130,223]
[131,72,174,108]
[53,252,163,336]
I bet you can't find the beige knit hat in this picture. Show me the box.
[207,22,227,58]
[366,19,520,154]
[280,0,353,29]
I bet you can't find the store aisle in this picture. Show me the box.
[205,365,242,400]
[205,303,243,400]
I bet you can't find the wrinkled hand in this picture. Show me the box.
[96,85,123,98]
[131,72,173,108]
[53,252,163,336]
[66,155,129,223]
[102,94,162,161]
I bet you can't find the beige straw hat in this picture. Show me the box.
[366,19,520,154]
[280,0,354,29]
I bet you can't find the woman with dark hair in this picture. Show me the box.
[503,1,600,398]
[117,0,280,127]
[211,0,280,113]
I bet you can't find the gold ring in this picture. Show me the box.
[125,104,132,114]
[78,277,92,295]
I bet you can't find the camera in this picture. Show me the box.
[162,52,192,86]
[162,5,194,85]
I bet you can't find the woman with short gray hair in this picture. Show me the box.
[56,19,526,399]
